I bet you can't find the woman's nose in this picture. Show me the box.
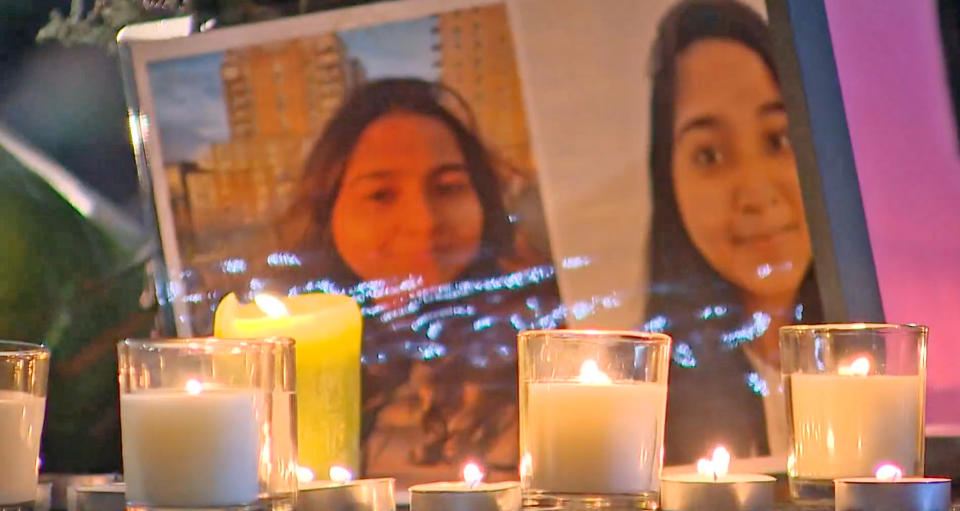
[733,176,783,215]
[401,188,440,234]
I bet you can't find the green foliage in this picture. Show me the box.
[35,0,385,52]
[36,0,184,52]
[0,146,155,471]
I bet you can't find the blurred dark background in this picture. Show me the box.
[1,0,139,212]
[0,0,385,474]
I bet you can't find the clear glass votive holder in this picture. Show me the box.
[780,323,927,500]
[0,341,49,511]
[118,337,297,511]
[518,329,672,511]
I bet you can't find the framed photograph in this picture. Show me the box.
[120,0,563,333]
[120,0,565,486]
[119,0,834,484]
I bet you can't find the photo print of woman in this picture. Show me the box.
[282,77,562,484]
[142,4,562,486]
[644,0,823,465]
[137,0,827,483]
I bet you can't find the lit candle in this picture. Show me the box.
[522,360,667,494]
[298,466,396,511]
[835,463,950,511]
[409,462,521,511]
[36,481,52,511]
[660,446,775,511]
[214,292,362,475]
[788,355,923,479]
[0,390,45,505]
[67,482,125,511]
[120,380,260,507]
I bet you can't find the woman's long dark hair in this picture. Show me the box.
[285,78,514,287]
[648,0,822,464]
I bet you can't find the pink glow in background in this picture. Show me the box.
[825,1,960,426]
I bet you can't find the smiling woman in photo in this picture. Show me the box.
[284,77,560,484]
[645,0,824,464]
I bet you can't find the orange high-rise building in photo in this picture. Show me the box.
[434,5,533,179]
[175,34,365,255]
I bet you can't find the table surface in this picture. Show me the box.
[772,504,960,511]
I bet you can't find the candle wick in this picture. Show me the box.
[713,471,718,483]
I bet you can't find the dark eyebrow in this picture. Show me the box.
[758,101,786,116]
[344,169,395,185]
[676,115,720,138]
[431,162,469,176]
[345,163,468,186]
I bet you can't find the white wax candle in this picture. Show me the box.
[789,374,921,479]
[120,388,260,507]
[67,482,125,511]
[409,481,521,511]
[0,390,45,504]
[835,466,951,511]
[659,474,775,511]
[298,478,395,511]
[523,380,667,494]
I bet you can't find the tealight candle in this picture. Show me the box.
[660,446,775,511]
[298,466,396,511]
[409,462,521,511]
[835,464,950,511]
[67,482,125,511]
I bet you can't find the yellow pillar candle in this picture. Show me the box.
[214,292,362,476]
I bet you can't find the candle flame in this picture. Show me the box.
[462,461,484,489]
[296,466,315,483]
[185,379,203,395]
[578,360,612,384]
[254,293,290,318]
[696,445,730,481]
[520,452,533,478]
[839,356,871,376]
[329,465,353,484]
[875,464,903,482]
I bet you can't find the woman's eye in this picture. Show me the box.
[768,130,791,152]
[433,175,473,196]
[365,189,396,203]
[435,182,470,195]
[693,146,723,167]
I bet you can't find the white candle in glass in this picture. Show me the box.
[409,462,520,511]
[523,360,667,494]
[789,356,922,479]
[120,380,261,507]
[0,390,45,504]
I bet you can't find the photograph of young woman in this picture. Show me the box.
[645,0,824,465]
